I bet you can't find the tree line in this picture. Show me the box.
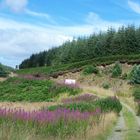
[19,25,140,69]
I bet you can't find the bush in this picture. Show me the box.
[121,73,128,80]
[83,65,99,75]
[0,67,8,77]
[0,71,8,77]
[133,88,140,101]
[102,82,111,89]
[112,62,122,78]
[129,65,140,84]
[96,97,122,114]
[133,87,140,115]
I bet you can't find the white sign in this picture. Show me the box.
[64,79,76,85]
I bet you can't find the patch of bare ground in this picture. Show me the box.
[107,112,126,140]
[0,78,6,82]
[9,72,18,78]
[0,102,56,111]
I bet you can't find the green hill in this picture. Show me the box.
[0,63,13,77]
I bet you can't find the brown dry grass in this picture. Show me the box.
[0,102,56,111]
[69,112,117,140]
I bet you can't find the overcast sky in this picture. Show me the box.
[0,0,140,67]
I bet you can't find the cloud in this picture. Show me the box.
[25,9,56,24]
[128,0,140,14]
[1,0,55,24]
[85,12,122,31]
[4,0,28,12]
[25,9,50,19]
[0,17,73,67]
[0,12,125,67]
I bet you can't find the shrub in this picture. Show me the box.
[121,73,128,80]
[133,88,140,101]
[133,87,140,115]
[96,96,122,114]
[83,65,99,75]
[129,65,137,79]
[111,62,122,78]
[102,82,111,89]
[0,67,8,77]
[129,65,140,84]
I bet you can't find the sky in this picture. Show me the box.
[0,0,140,67]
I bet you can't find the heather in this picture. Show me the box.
[0,77,81,102]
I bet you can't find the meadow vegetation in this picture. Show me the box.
[0,94,122,139]
[0,77,81,102]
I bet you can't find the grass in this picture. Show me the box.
[91,113,117,140]
[0,77,81,102]
[0,112,117,140]
[0,93,121,140]
[123,107,140,140]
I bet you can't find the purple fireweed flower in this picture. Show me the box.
[0,108,101,125]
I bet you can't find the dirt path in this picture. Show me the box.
[107,112,126,140]
[108,102,140,140]
[122,102,140,128]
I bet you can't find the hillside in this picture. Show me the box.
[19,25,140,69]
[1,57,140,140]
[17,54,140,77]
[0,63,13,77]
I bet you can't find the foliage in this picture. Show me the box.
[111,62,122,78]
[133,87,140,101]
[0,108,99,138]
[0,96,122,139]
[83,65,99,75]
[19,25,140,69]
[17,54,140,76]
[0,77,81,102]
[48,96,122,114]
[129,65,140,84]
[133,87,140,115]
[121,73,128,80]
[62,94,98,104]
[0,69,8,77]
[0,64,9,77]
[102,82,111,89]
[96,97,122,114]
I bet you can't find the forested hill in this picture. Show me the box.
[19,25,140,69]
[0,63,13,72]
